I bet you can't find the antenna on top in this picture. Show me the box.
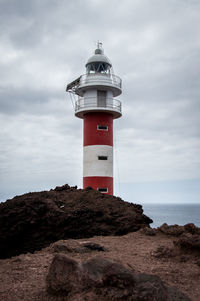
[95,41,103,54]
[97,41,103,49]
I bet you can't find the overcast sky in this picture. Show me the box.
[0,0,200,204]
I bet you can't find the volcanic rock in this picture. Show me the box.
[140,227,156,236]
[0,184,152,258]
[158,223,185,236]
[184,223,200,234]
[50,240,106,253]
[80,241,106,251]
[174,233,200,251]
[46,254,192,301]
[158,223,200,237]
[152,246,176,259]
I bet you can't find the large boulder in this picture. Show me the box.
[0,184,152,258]
[46,254,192,301]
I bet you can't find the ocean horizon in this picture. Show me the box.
[141,203,200,228]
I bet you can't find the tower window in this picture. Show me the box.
[98,187,108,193]
[98,156,108,160]
[97,125,108,131]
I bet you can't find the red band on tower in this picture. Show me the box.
[83,176,113,195]
[84,112,113,146]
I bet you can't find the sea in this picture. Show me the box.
[141,203,200,228]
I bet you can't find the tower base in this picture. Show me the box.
[83,176,113,195]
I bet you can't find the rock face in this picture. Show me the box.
[46,254,192,301]
[0,184,152,259]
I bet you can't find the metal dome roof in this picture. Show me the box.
[85,48,112,67]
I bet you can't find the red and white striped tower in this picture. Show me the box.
[66,43,122,195]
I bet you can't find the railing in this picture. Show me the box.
[77,73,122,90]
[75,97,122,113]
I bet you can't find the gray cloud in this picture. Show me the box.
[0,0,200,201]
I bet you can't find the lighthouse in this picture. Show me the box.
[66,43,122,195]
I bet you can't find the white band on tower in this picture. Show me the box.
[83,145,113,177]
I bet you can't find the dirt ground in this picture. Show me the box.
[0,230,199,301]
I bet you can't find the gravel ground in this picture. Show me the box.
[0,230,199,301]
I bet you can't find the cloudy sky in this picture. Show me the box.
[0,0,200,204]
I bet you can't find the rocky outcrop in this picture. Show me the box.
[174,233,200,251]
[140,227,156,236]
[46,254,192,301]
[158,223,185,236]
[0,184,152,258]
[157,223,200,253]
[157,223,200,236]
[50,240,107,253]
